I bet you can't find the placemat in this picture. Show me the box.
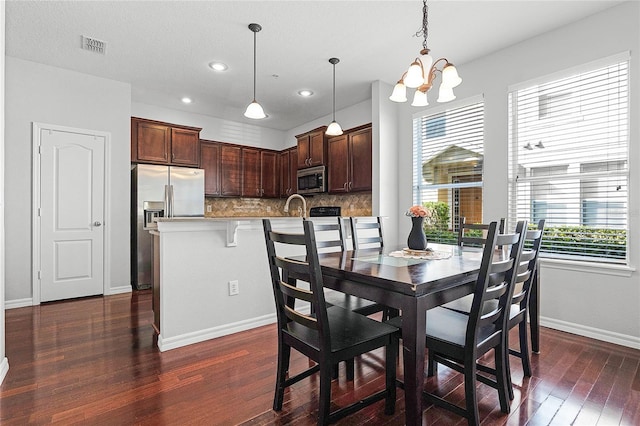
[388,248,453,260]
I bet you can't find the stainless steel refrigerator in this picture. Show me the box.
[131,164,205,289]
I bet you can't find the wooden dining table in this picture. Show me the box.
[316,243,540,426]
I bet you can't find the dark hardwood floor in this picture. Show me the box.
[1,290,638,425]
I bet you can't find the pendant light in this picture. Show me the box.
[244,23,266,119]
[325,57,343,136]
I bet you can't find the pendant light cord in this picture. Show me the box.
[332,63,336,121]
[252,30,257,101]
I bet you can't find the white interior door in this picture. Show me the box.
[37,125,105,302]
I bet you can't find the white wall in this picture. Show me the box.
[132,102,286,150]
[284,99,372,149]
[388,1,640,347]
[4,57,132,302]
[371,80,401,248]
[0,0,9,385]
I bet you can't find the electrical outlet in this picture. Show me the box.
[228,280,239,296]
[266,206,271,212]
[206,205,212,213]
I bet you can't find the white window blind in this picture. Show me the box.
[413,100,484,244]
[508,58,629,263]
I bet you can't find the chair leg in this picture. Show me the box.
[318,362,333,426]
[273,344,291,411]
[464,357,480,426]
[384,341,397,415]
[346,358,355,381]
[427,350,437,376]
[504,346,515,401]
[519,320,532,377]
[494,346,511,414]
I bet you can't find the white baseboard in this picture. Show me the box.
[540,316,640,350]
[158,313,277,352]
[105,285,133,295]
[5,298,33,309]
[0,357,9,385]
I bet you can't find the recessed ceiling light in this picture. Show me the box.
[209,61,228,71]
[298,90,314,97]
[181,97,192,104]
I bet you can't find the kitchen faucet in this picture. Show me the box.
[283,194,307,218]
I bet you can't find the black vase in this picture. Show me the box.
[407,216,427,250]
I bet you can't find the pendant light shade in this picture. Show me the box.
[244,23,266,119]
[244,101,266,119]
[326,57,343,136]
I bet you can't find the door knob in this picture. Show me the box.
[93,221,102,227]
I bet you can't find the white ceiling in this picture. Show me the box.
[5,0,624,131]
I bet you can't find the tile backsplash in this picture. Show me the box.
[205,192,372,217]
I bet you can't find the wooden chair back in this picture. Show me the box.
[458,216,505,248]
[263,219,330,346]
[306,217,347,252]
[350,216,384,250]
[467,220,527,349]
[510,219,545,317]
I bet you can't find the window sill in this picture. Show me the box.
[540,257,635,277]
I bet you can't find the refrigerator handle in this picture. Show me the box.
[169,185,175,218]
[164,185,171,218]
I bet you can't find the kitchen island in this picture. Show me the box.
[152,217,311,351]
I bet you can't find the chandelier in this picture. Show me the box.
[389,0,462,106]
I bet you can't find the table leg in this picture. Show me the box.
[529,264,540,353]
[402,299,426,426]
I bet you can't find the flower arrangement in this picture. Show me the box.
[406,205,433,218]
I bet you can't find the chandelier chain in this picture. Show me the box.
[414,0,429,51]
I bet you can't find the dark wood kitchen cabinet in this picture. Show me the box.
[242,147,278,198]
[242,147,261,197]
[327,124,372,193]
[296,126,327,168]
[220,144,242,196]
[279,147,298,197]
[200,141,221,196]
[261,150,278,198]
[131,117,201,167]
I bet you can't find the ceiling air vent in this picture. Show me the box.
[81,36,106,54]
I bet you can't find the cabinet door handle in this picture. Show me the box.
[349,181,353,190]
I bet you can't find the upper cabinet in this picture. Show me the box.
[296,127,327,168]
[327,124,372,193]
[220,144,242,196]
[131,117,201,167]
[279,147,298,197]
[242,147,279,198]
[200,141,221,196]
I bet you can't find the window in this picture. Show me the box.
[508,56,629,263]
[413,99,484,244]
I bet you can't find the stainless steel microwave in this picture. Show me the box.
[297,165,326,194]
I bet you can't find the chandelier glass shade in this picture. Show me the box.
[390,0,462,106]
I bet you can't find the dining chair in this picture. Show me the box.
[442,219,545,399]
[350,216,384,250]
[262,219,398,425]
[388,220,527,425]
[457,216,505,248]
[308,217,386,380]
[349,216,398,321]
